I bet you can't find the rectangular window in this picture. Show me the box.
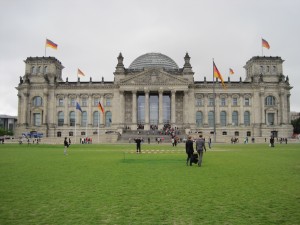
[196,98,202,106]
[106,98,111,106]
[209,98,214,106]
[82,98,88,107]
[244,98,250,106]
[267,113,275,125]
[232,98,238,106]
[70,98,75,107]
[221,98,226,106]
[33,113,41,126]
[94,98,100,106]
[58,98,64,106]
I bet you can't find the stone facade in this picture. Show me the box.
[15,53,293,140]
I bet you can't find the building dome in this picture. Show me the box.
[129,53,179,70]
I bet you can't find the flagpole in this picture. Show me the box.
[213,59,216,143]
[261,37,264,56]
[45,38,47,57]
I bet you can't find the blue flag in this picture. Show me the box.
[76,102,82,112]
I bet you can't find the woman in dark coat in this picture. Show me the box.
[185,136,194,166]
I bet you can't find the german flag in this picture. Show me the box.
[262,38,270,49]
[77,68,85,76]
[213,62,226,89]
[45,39,58,49]
[229,68,234,75]
[98,102,104,114]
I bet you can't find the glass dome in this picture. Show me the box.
[129,53,179,70]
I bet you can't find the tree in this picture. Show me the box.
[291,118,300,134]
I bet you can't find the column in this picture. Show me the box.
[119,90,124,126]
[171,90,176,124]
[239,95,244,125]
[76,95,80,127]
[132,91,137,125]
[203,94,208,125]
[287,94,291,123]
[17,94,22,124]
[88,94,92,127]
[144,90,149,129]
[24,93,29,125]
[227,95,232,126]
[183,90,189,125]
[260,92,265,124]
[158,90,163,125]
[43,93,48,125]
[64,95,69,125]
[279,92,284,124]
[215,94,220,125]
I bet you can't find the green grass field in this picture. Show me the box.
[0,142,299,225]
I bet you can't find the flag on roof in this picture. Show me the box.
[262,38,270,49]
[213,62,226,89]
[77,68,85,76]
[45,39,58,49]
[229,68,234,75]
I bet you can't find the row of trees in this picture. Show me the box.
[292,117,300,134]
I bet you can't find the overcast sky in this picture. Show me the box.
[1,0,299,116]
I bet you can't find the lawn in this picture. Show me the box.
[0,142,299,225]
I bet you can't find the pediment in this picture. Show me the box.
[119,70,188,85]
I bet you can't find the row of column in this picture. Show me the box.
[121,90,178,127]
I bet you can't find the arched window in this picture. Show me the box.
[31,66,36,74]
[208,111,214,127]
[196,111,203,127]
[37,66,41,74]
[43,66,48,74]
[265,96,276,106]
[69,111,75,126]
[33,96,43,107]
[93,111,99,127]
[81,111,87,126]
[105,111,112,127]
[220,111,227,126]
[244,111,250,126]
[232,111,239,126]
[260,66,264,74]
[58,111,64,126]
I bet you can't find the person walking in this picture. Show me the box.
[64,137,69,155]
[196,135,206,167]
[185,136,194,166]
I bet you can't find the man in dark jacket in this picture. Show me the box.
[185,136,194,166]
[196,135,206,167]
[135,138,142,153]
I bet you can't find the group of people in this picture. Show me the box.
[185,135,207,167]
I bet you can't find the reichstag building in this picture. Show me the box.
[15,52,293,140]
